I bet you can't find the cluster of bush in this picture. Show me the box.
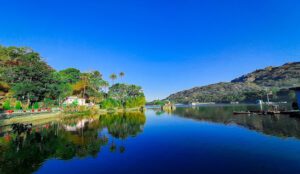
[99,96,146,109]
[2,99,55,111]
[2,100,21,110]
[98,83,146,109]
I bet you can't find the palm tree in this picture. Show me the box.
[80,74,89,98]
[119,72,125,81]
[109,73,117,85]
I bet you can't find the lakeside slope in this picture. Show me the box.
[166,62,300,103]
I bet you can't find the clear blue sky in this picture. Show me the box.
[0,0,300,101]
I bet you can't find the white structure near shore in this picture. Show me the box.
[64,96,86,106]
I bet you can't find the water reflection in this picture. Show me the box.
[0,111,146,174]
[172,105,300,139]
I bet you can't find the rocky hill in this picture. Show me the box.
[232,62,300,87]
[167,62,300,103]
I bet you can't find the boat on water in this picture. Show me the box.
[233,111,251,115]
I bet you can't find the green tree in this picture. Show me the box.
[108,84,143,101]
[119,72,125,81]
[72,71,107,103]
[45,72,73,101]
[2,48,60,104]
[59,68,81,84]
[100,98,121,109]
[107,83,145,108]
[109,73,117,85]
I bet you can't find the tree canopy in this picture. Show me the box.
[0,45,146,109]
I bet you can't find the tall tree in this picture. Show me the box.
[108,83,144,104]
[2,48,59,104]
[109,73,117,85]
[59,68,81,84]
[0,46,74,105]
[119,72,125,81]
[72,71,107,103]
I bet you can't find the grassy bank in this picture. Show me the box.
[0,107,144,127]
[99,107,144,113]
[0,112,62,127]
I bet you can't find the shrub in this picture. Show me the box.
[3,100,11,110]
[33,102,39,109]
[44,98,55,108]
[153,100,166,106]
[100,98,121,109]
[124,96,146,108]
[15,101,22,110]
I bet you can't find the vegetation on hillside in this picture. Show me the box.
[167,62,300,103]
[231,62,300,87]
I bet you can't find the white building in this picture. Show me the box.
[64,96,86,106]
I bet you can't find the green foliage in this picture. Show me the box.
[151,100,168,106]
[167,62,300,103]
[0,45,144,108]
[167,81,300,103]
[0,46,67,102]
[3,100,11,110]
[33,102,39,109]
[59,68,81,84]
[71,99,79,107]
[15,100,22,110]
[43,98,55,108]
[100,112,146,139]
[124,96,146,108]
[109,73,117,84]
[0,112,145,173]
[100,96,145,109]
[45,72,73,101]
[100,98,122,109]
[108,83,144,101]
[72,71,108,103]
[100,83,146,109]
[119,72,125,78]
[243,90,265,103]
[232,62,300,88]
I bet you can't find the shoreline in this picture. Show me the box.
[0,107,144,127]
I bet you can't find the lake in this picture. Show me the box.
[1,105,300,174]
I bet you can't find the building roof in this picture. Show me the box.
[67,96,78,99]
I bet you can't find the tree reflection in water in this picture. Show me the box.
[0,111,146,174]
[100,112,146,153]
[172,105,300,139]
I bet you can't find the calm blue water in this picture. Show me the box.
[1,105,300,174]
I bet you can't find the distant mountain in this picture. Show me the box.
[166,62,300,103]
[231,62,300,87]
